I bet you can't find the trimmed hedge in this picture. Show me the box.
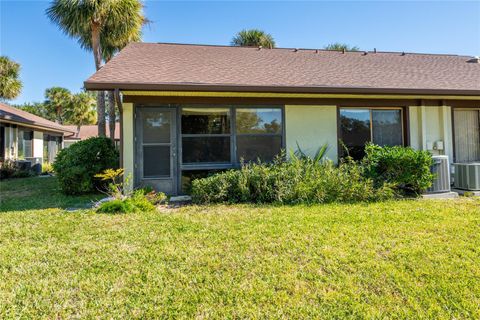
[53,137,119,195]
[362,144,434,196]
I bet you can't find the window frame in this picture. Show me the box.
[337,106,406,159]
[179,105,285,170]
[235,107,284,163]
[452,107,480,163]
[18,128,33,159]
[180,106,232,165]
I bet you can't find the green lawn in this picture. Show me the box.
[0,178,479,318]
[0,176,103,212]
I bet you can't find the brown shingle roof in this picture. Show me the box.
[85,42,480,95]
[64,124,120,140]
[0,103,75,133]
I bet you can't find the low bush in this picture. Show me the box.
[94,169,166,213]
[0,160,35,180]
[53,137,119,195]
[42,162,54,175]
[96,191,159,214]
[362,144,434,196]
[131,190,157,211]
[191,155,394,204]
[97,199,136,214]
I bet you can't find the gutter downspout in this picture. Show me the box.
[114,88,124,168]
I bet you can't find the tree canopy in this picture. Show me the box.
[231,29,276,48]
[46,0,147,137]
[324,43,360,52]
[0,56,22,100]
[15,88,96,127]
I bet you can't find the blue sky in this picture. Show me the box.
[1,0,479,104]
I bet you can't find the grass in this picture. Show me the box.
[0,178,479,318]
[0,176,103,211]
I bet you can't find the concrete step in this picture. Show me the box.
[422,192,459,199]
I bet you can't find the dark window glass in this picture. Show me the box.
[372,110,403,147]
[142,110,171,143]
[181,169,225,193]
[144,145,170,177]
[340,109,371,159]
[182,137,230,163]
[182,108,230,134]
[237,136,282,162]
[236,108,282,134]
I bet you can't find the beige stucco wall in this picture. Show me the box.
[409,106,453,162]
[123,102,135,190]
[33,131,44,159]
[285,105,338,163]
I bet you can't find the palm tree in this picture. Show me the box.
[64,91,97,132]
[102,21,145,144]
[0,56,22,100]
[45,87,71,123]
[46,0,146,137]
[324,43,360,52]
[231,29,276,48]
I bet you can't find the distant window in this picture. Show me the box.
[43,134,62,163]
[340,108,403,160]
[18,129,33,158]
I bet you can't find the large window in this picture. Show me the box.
[179,105,284,191]
[236,108,283,162]
[181,106,283,165]
[181,108,231,164]
[340,108,403,159]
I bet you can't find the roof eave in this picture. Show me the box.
[83,81,480,97]
[0,118,75,134]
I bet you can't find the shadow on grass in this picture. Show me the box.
[0,176,103,212]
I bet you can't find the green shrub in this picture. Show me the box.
[96,199,136,214]
[96,189,162,214]
[131,190,157,211]
[53,137,119,195]
[362,144,435,196]
[191,156,394,204]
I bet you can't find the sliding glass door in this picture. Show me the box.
[454,109,480,163]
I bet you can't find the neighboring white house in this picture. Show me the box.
[0,102,74,164]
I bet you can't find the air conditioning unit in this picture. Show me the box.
[25,157,43,175]
[427,155,451,193]
[454,163,480,191]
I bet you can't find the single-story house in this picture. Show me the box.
[84,43,480,195]
[0,102,74,164]
[64,124,120,148]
